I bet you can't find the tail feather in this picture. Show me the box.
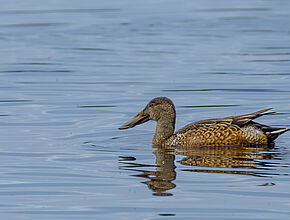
[268,127,290,135]
[264,127,290,142]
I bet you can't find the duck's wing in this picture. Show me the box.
[220,107,274,126]
[176,108,274,134]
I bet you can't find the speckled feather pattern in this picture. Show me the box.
[166,122,268,146]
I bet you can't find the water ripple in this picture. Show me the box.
[0,8,121,15]
[163,88,289,92]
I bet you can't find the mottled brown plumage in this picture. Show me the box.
[119,97,290,147]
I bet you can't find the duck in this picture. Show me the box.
[119,97,290,147]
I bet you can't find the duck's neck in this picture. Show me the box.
[152,117,175,145]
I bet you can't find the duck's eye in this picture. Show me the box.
[149,102,156,107]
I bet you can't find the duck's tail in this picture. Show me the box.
[236,108,290,142]
[264,127,290,142]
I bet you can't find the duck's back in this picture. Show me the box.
[166,108,289,147]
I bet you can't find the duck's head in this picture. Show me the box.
[119,97,176,130]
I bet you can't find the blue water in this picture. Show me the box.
[1,0,290,219]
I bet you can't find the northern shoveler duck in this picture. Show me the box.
[119,97,290,146]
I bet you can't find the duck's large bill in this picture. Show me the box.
[119,110,149,130]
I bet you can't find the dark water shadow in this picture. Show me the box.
[119,144,287,196]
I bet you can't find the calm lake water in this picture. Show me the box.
[1,0,290,219]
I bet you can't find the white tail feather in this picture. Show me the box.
[269,127,290,135]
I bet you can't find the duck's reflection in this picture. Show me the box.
[144,147,176,196]
[177,145,279,176]
[119,144,280,196]
[119,147,176,196]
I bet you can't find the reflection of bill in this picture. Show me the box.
[119,144,280,196]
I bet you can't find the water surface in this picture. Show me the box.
[0,0,290,219]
